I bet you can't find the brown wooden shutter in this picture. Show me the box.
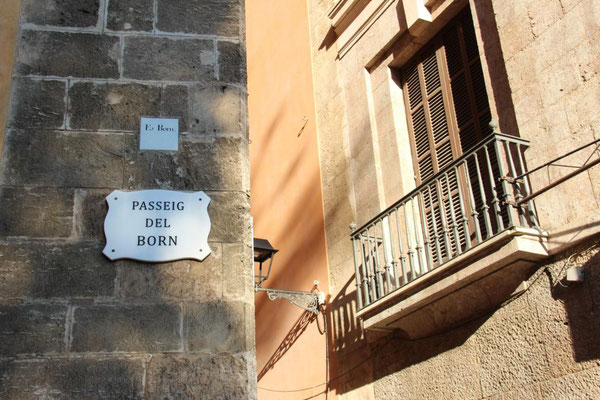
[401,8,493,264]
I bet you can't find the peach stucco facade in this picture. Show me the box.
[246,1,330,399]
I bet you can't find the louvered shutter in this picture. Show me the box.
[401,9,493,264]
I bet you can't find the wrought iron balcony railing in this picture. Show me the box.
[351,133,540,311]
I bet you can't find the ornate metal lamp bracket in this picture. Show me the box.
[255,281,324,315]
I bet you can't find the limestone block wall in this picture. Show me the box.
[371,240,600,399]
[491,0,600,250]
[0,1,255,399]
[304,0,600,399]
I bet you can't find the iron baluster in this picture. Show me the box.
[484,144,504,232]
[380,218,393,295]
[473,150,492,238]
[494,138,515,228]
[351,236,363,310]
[359,236,372,305]
[454,165,471,251]
[411,198,427,275]
[417,192,434,270]
[371,224,385,300]
[403,203,418,279]
[394,206,408,285]
[503,140,526,226]
[463,157,482,245]
[426,185,443,265]
[386,213,400,290]
[434,178,452,262]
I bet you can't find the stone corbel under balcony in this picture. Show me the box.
[358,227,549,340]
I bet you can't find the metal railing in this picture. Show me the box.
[351,133,540,310]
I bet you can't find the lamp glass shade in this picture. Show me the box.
[253,238,278,263]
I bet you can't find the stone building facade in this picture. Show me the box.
[248,0,600,399]
[0,1,255,399]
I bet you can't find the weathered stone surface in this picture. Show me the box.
[123,136,246,191]
[160,85,190,133]
[194,85,244,133]
[75,189,111,240]
[161,84,244,134]
[0,358,144,399]
[530,245,600,376]
[21,0,100,28]
[476,301,551,396]
[492,384,541,400]
[0,187,73,238]
[185,301,246,352]
[527,0,563,38]
[218,41,245,83]
[0,241,115,299]
[71,303,182,352]
[107,0,154,32]
[539,366,600,399]
[207,191,250,242]
[68,81,161,131]
[0,130,124,188]
[116,244,222,300]
[156,0,242,37]
[222,243,253,302]
[373,327,482,400]
[123,36,214,81]
[8,78,65,129]
[145,353,253,400]
[0,304,67,356]
[493,2,535,60]
[15,30,119,78]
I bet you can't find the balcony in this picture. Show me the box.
[351,133,549,337]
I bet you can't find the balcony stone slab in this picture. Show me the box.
[359,227,549,339]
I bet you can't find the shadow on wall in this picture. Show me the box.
[550,242,600,363]
[257,311,317,382]
[325,275,375,394]
[249,102,284,187]
[326,273,492,396]
[253,165,325,313]
[325,256,534,395]
[325,235,600,397]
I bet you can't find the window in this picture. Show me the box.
[399,9,504,264]
[402,9,492,183]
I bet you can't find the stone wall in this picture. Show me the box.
[371,239,600,399]
[304,0,600,399]
[490,0,600,251]
[0,1,255,399]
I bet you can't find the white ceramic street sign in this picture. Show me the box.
[140,117,179,150]
[103,190,211,262]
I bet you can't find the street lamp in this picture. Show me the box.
[252,238,324,314]
[253,238,278,288]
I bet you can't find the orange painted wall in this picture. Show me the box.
[0,0,21,156]
[246,0,330,399]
